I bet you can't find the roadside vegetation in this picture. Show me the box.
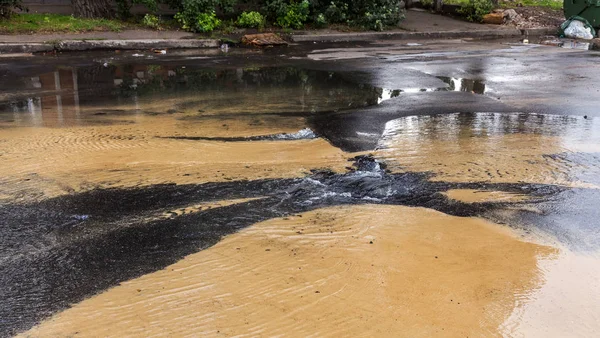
[0,0,405,33]
[0,13,126,33]
[429,0,562,22]
[0,0,562,33]
[503,0,562,10]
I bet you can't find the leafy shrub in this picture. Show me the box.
[359,5,403,31]
[0,0,25,18]
[313,12,327,28]
[175,9,221,32]
[264,0,288,20]
[142,13,160,29]
[459,0,494,22]
[309,0,404,31]
[323,1,349,24]
[237,11,265,28]
[172,0,235,31]
[275,0,309,29]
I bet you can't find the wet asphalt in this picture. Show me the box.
[1,38,600,336]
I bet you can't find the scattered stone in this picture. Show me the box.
[241,33,288,47]
[503,9,523,25]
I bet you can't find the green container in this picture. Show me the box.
[565,0,600,28]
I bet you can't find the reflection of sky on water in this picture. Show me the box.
[377,77,487,104]
[378,112,599,151]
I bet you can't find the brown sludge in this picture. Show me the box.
[0,115,346,200]
[22,205,555,337]
[377,132,594,187]
[444,189,529,203]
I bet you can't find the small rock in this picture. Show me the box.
[503,9,519,21]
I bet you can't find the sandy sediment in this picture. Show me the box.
[22,205,556,337]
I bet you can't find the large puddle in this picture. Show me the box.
[2,58,600,337]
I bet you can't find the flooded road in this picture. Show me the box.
[2,41,600,337]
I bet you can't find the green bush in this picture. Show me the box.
[171,0,235,31]
[142,13,160,29]
[175,9,221,32]
[308,0,404,31]
[458,0,494,22]
[323,1,349,24]
[313,12,327,28]
[195,11,221,31]
[237,11,265,28]
[0,0,24,18]
[275,0,309,29]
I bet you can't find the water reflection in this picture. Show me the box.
[0,63,495,128]
[376,112,600,187]
[437,76,486,94]
[0,65,392,128]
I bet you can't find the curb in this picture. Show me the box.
[520,28,558,36]
[291,28,555,43]
[0,39,220,53]
[0,43,54,53]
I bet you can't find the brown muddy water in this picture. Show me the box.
[2,58,600,337]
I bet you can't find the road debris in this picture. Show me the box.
[241,33,288,47]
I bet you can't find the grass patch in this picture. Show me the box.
[446,0,562,10]
[512,0,563,10]
[0,13,126,33]
[444,0,470,5]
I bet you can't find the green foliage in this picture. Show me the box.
[308,0,404,31]
[142,13,161,29]
[502,0,562,10]
[0,13,125,32]
[237,11,265,28]
[116,0,160,19]
[172,0,235,31]
[313,12,327,28]
[176,10,221,32]
[323,1,349,23]
[459,0,494,22]
[219,19,236,33]
[0,0,24,19]
[274,0,309,29]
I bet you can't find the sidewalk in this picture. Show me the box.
[291,10,556,42]
[0,10,557,53]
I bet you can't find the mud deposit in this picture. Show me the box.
[22,205,555,337]
[2,58,600,337]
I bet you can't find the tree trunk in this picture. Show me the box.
[71,0,116,19]
[434,0,443,12]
